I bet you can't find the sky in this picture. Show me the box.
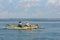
[0,0,60,18]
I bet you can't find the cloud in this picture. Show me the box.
[47,0,57,4]
[46,0,60,12]
[0,11,25,18]
[0,0,60,18]
[31,11,42,18]
[9,0,13,3]
[47,0,60,6]
[18,0,41,2]
[0,11,9,18]
[15,0,41,8]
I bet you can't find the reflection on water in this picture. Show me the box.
[0,29,44,40]
[0,21,60,40]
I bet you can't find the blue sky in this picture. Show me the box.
[0,0,60,18]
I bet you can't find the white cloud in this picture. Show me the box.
[0,10,42,18]
[46,0,60,12]
[14,0,41,13]
[0,10,27,18]
[31,12,42,18]
[0,11,9,18]
[9,0,13,3]
[15,0,41,9]
[0,0,60,18]
[0,0,3,7]
[47,0,56,4]
[47,0,60,6]
[25,3,32,8]
[19,0,41,2]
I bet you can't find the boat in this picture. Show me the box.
[3,25,39,30]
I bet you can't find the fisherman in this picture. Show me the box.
[25,21,30,27]
[18,21,22,27]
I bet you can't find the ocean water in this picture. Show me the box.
[0,21,60,40]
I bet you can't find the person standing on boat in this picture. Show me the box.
[18,21,22,27]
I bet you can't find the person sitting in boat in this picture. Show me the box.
[18,21,22,27]
[25,21,30,27]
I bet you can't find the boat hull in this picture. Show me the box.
[3,25,39,30]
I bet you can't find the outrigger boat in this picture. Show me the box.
[3,25,40,30]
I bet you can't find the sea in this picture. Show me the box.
[0,19,60,40]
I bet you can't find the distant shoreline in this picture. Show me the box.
[0,18,60,22]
